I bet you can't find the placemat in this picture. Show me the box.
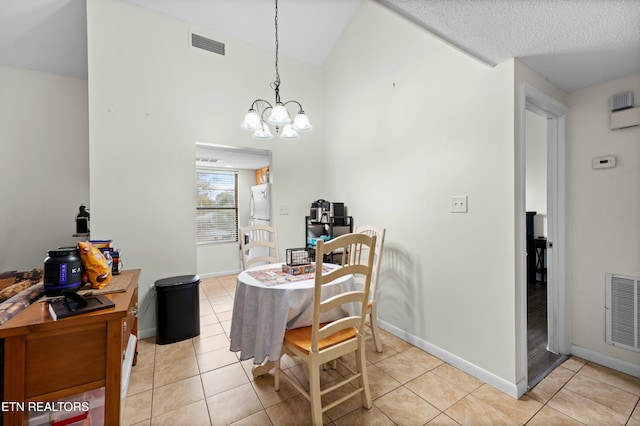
[247,265,330,287]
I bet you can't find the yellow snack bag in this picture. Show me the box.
[77,241,112,289]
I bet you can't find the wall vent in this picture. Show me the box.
[605,273,639,352]
[610,92,633,112]
[191,33,225,56]
[196,157,220,164]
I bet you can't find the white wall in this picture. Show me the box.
[567,72,640,368]
[324,1,520,391]
[87,1,325,336]
[0,65,89,272]
[525,110,547,238]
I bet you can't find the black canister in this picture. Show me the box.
[44,247,83,296]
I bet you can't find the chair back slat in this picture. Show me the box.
[318,317,362,341]
[320,291,365,313]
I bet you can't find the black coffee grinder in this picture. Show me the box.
[75,205,90,234]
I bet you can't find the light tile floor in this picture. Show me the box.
[123,275,640,425]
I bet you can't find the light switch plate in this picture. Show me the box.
[451,196,468,213]
[279,205,289,215]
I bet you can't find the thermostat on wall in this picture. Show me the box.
[592,156,616,169]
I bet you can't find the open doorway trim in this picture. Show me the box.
[519,83,570,394]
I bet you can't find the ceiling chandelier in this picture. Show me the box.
[240,0,312,140]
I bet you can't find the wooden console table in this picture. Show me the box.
[0,269,139,426]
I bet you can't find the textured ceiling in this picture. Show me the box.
[0,0,639,93]
[377,0,640,92]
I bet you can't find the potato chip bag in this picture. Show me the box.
[77,241,112,289]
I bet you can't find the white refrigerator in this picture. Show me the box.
[249,183,270,226]
[246,183,271,264]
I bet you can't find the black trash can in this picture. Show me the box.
[155,275,200,345]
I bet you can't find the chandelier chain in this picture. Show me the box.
[240,0,312,138]
[273,0,281,104]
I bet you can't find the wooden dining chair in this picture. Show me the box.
[355,224,386,352]
[274,233,377,426]
[238,224,280,269]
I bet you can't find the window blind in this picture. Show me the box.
[196,170,238,243]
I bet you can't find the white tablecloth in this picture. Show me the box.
[229,263,356,365]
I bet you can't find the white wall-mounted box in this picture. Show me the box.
[592,156,616,169]
[610,107,640,130]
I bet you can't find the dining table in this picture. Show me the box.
[229,262,357,376]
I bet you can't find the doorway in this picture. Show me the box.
[195,143,271,276]
[525,110,565,386]
[521,84,570,389]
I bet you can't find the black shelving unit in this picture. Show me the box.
[305,216,353,264]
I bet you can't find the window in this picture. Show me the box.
[196,170,238,243]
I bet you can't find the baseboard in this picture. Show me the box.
[378,319,521,399]
[139,327,156,340]
[198,270,241,279]
[570,344,640,378]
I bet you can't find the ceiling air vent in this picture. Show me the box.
[196,157,220,164]
[191,33,225,56]
[611,92,633,112]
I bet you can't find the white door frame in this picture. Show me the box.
[520,83,570,383]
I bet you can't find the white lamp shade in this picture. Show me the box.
[267,104,291,125]
[240,111,262,131]
[252,123,273,139]
[291,113,312,132]
[280,124,299,139]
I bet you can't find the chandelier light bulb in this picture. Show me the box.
[280,124,299,139]
[292,113,312,132]
[267,104,291,125]
[240,111,262,131]
[252,123,273,139]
